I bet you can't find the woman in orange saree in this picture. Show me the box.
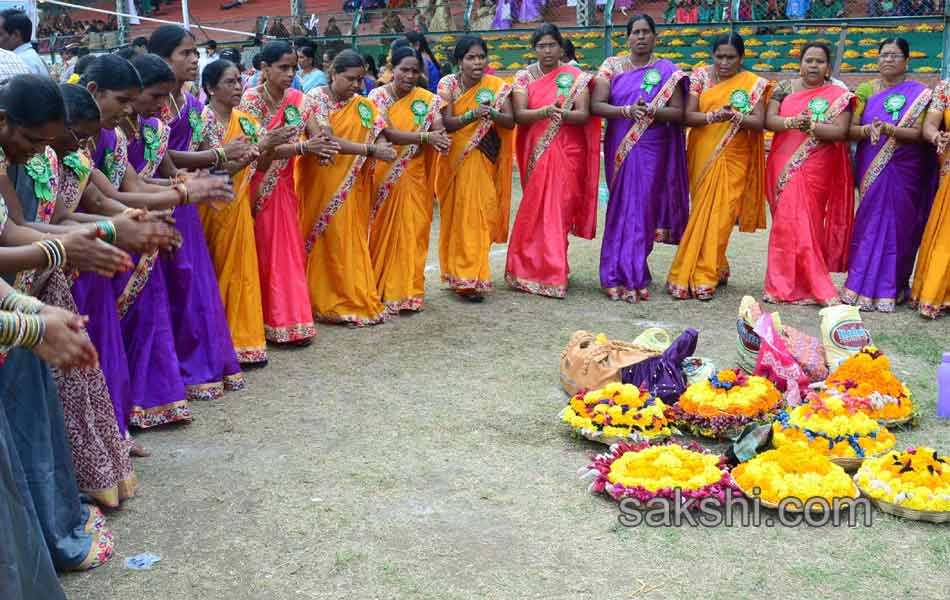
[763,43,854,306]
[240,42,320,344]
[666,33,770,300]
[297,49,402,326]
[911,79,950,318]
[367,46,451,313]
[506,23,600,299]
[435,36,515,302]
[199,59,268,364]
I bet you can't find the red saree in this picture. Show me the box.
[505,64,601,298]
[764,84,854,305]
[240,87,317,343]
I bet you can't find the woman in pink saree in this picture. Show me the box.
[506,23,600,298]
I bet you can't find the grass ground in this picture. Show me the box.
[61,172,950,599]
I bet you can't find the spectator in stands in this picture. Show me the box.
[266,17,291,38]
[563,38,580,67]
[380,11,406,45]
[324,17,342,37]
[362,54,378,95]
[297,43,327,93]
[786,0,810,18]
[413,8,430,32]
[810,0,844,17]
[899,0,936,14]
[676,0,700,22]
[0,10,48,76]
[133,36,149,55]
[199,39,219,89]
[59,44,82,83]
[698,0,723,21]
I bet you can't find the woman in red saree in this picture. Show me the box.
[506,23,600,298]
[763,43,854,306]
[240,42,322,344]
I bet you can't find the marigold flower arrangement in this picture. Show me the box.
[855,447,950,513]
[824,346,914,423]
[560,382,672,444]
[732,445,857,506]
[772,392,896,459]
[666,369,783,439]
[579,440,738,505]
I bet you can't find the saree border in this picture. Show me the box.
[370,91,442,227]
[441,273,492,292]
[694,76,769,188]
[841,287,903,313]
[524,71,593,183]
[264,322,317,344]
[236,347,268,364]
[858,87,933,198]
[14,146,60,295]
[129,399,191,429]
[773,90,854,203]
[609,70,686,190]
[505,271,567,299]
[313,308,391,328]
[452,82,514,172]
[115,251,158,319]
[385,297,425,313]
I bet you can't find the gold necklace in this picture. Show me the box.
[262,83,283,111]
[168,92,182,116]
[458,73,480,95]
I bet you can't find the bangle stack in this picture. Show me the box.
[420,131,429,145]
[366,144,375,157]
[705,111,715,124]
[33,239,66,270]
[0,311,46,349]
[0,290,46,314]
[95,220,117,245]
[213,147,227,169]
[173,183,189,206]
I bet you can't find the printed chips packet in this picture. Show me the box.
[818,304,873,370]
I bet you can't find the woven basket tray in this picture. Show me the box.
[828,449,892,473]
[855,480,950,523]
[736,480,860,512]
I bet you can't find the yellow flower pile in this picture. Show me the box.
[772,393,896,458]
[856,448,950,512]
[608,444,724,492]
[825,346,914,422]
[561,382,672,442]
[732,445,857,505]
[678,370,781,419]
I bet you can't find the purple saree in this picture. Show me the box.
[117,117,190,427]
[843,80,938,312]
[598,57,689,302]
[161,92,244,400]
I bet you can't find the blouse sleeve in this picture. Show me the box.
[689,67,708,96]
[596,57,616,81]
[770,79,792,105]
[853,80,874,123]
[929,80,949,115]
[512,69,531,93]
[436,75,457,104]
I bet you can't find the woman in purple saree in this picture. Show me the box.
[843,38,938,312]
[150,25,246,399]
[590,14,689,303]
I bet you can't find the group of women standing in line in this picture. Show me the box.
[503,16,950,321]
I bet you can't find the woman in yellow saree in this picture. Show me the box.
[368,46,451,313]
[435,36,515,302]
[198,59,268,365]
[297,50,407,326]
[666,33,770,300]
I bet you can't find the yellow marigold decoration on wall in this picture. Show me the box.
[745,50,759,58]
[858,38,880,45]
[856,448,950,513]
[841,63,856,72]
[910,51,927,58]
[781,63,800,71]
[917,66,939,73]
[825,346,914,423]
[772,392,896,459]
[753,63,773,72]
[861,64,878,72]
[788,48,801,57]
[760,50,780,58]
[507,62,523,69]
[863,49,879,58]
[766,40,787,47]
[561,382,673,444]
[669,39,686,46]
[844,50,860,58]
[691,51,710,59]
[745,38,762,46]
[739,27,755,35]
[733,445,858,506]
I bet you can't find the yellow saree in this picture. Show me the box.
[296,89,389,326]
[198,107,267,363]
[434,73,514,292]
[666,67,770,299]
[367,85,442,312]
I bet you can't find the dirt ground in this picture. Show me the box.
[61,177,950,600]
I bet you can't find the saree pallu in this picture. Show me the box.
[764,84,854,306]
[199,108,269,360]
[367,86,441,312]
[240,88,316,342]
[667,68,770,299]
[598,59,688,302]
[296,90,389,326]
[505,65,601,299]
[0,404,67,599]
[434,74,515,293]
[120,117,191,426]
[162,92,244,398]
[9,153,137,506]
[843,80,938,312]
[0,349,113,571]
[910,80,950,318]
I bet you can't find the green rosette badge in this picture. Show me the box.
[188,108,203,144]
[884,93,906,122]
[357,101,373,129]
[62,152,89,180]
[729,89,752,114]
[142,123,159,162]
[284,104,302,127]
[475,87,495,106]
[102,148,116,183]
[410,99,429,127]
[25,153,53,201]
[808,97,830,123]
[555,72,574,98]
[641,68,662,95]
[239,116,259,144]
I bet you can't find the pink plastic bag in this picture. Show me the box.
[753,313,809,406]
